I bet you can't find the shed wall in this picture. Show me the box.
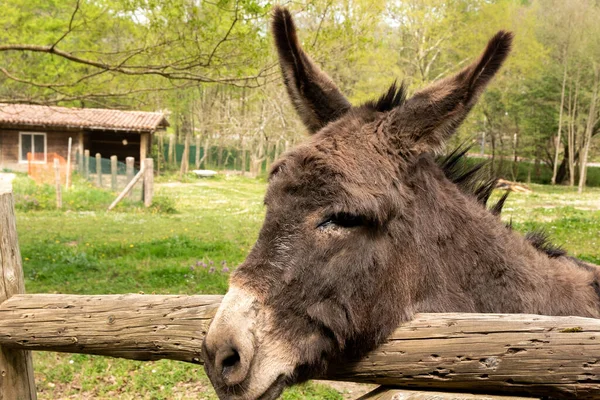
[0,129,77,172]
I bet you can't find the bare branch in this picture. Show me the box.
[0,43,278,87]
[206,0,240,67]
[51,0,81,50]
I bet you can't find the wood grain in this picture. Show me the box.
[0,292,599,398]
[357,386,533,400]
[0,188,37,400]
[329,313,600,399]
[0,294,221,363]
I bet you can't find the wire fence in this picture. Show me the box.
[74,152,143,201]
[27,150,145,203]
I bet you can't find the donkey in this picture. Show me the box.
[202,6,600,400]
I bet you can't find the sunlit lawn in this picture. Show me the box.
[13,174,600,399]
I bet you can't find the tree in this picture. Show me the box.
[0,0,272,106]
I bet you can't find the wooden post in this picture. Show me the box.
[140,133,149,163]
[110,156,118,191]
[107,166,145,211]
[66,137,72,189]
[54,158,62,209]
[84,150,90,179]
[96,153,102,187]
[0,186,37,400]
[126,157,134,199]
[143,158,153,207]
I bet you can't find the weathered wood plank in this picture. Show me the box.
[0,294,221,363]
[0,187,37,400]
[356,386,534,400]
[329,313,600,399]
[0,293,599,398]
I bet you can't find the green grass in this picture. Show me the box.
[12,173,139,212]
[490,184,600,264]
[13,174,600,399]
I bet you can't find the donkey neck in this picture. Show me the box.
[404,157,600,318]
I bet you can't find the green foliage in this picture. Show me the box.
[149,194,178,214]
[2,0,599,187]
[0,0,271,105]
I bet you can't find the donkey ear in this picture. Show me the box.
[394,31,513,152]
[272,7,351,134]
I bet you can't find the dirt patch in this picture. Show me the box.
[315,380,378,399]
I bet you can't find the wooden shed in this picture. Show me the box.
[0,103,168,172]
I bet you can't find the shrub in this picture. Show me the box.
[148,194,177,214]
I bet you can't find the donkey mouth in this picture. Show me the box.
[256,374,287,400]
[214,374,287,400]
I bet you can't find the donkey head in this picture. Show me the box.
[203,7,512,400]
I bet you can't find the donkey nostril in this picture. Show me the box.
[216,345,250,386]
[222,349,241,374]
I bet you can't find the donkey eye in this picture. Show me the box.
[318,213,364,229]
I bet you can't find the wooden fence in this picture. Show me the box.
[77,152,154,210]
[1,186,599,399]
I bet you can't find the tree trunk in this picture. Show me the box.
[179,131,191,177]
[167,134,175,167]
[199,138,209,169]
[567,75,580,186]
[497,132,505,177]
[240,138,247,176]
[551,53,569,185]
[511,116,520,181]
[206,142,212,168]
[195,135,201,169]
[578,65,599,193]
[217,145,223,169]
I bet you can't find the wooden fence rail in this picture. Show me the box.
[1,187,599,399]
[0,293,599,398]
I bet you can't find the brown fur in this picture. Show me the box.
[203,7,600,399]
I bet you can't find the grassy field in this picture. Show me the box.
[12,173,600,399]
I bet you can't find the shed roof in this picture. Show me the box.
[0,103,168,132]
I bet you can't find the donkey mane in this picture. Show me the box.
[524,230,567,258]
[363,81,407,112]
[437,146,508,214]
[436,146,569,260]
